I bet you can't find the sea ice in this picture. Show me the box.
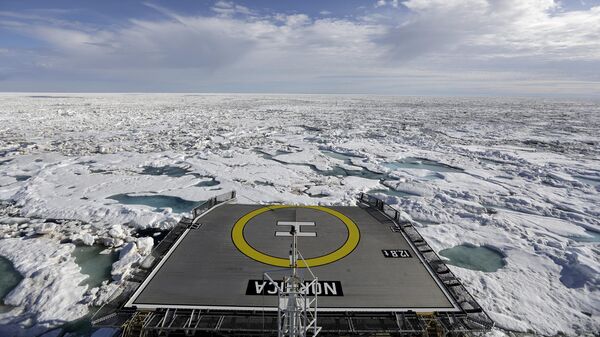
[0,94,598,336]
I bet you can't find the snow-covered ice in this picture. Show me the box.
[0,238,88,336]
[0,93,599,336]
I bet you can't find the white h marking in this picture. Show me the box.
[275,221,316,237]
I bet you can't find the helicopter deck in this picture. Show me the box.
[125,203,459,312]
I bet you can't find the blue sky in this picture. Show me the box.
[1,0,600,96]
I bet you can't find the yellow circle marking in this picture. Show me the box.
[231,205,360,268]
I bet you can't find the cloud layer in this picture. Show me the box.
[1,0,599,96]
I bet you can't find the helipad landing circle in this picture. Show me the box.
[231,205,360,268]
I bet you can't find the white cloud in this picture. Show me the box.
[385,0,600,61]
[211,1,255,17]
[0,0,599,95]
[375,0,399,8]
[284,14,311,27]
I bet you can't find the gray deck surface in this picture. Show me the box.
[129,204,458,311]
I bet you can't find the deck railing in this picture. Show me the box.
[357,192,495,332]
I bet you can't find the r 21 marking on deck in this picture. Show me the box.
[246,280,344,296]
[382,249,412,258]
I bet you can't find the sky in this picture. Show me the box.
[1,0,600,96]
